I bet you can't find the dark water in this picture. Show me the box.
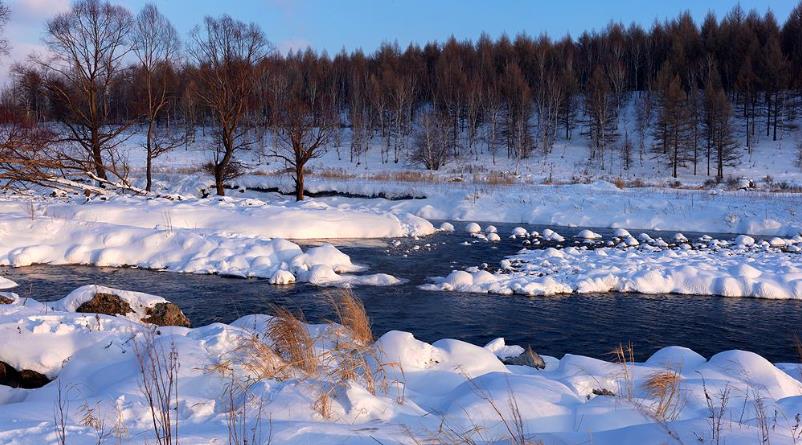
[3,222,802,362]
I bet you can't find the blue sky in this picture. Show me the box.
[1,0,798,81]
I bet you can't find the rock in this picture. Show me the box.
[592,388,616,397]
[0,295,13,304]
[18,369,51,389]
[0,361,51,389]
[75,292,133,317]
[502,346,546,369]
[142,303,191,328]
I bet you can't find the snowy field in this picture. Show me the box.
[2,284,802,444]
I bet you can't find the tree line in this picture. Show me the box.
[2,0,802,199]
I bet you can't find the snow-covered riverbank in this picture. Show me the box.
[223,175,802,236]
[1,284,802,444]
[0,193,439,285]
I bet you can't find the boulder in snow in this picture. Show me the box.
[734,235,755,247]
[269,270,296,285]
[0,361,51,389]
[75,293,134,317]
[502,347,546,369]
[142,303,191,328]
[576,229,602,240]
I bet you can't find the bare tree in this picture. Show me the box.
[188,15,268,196]
[132,3,181,192]
[269,54,337,201]
[35,0,133,182]
[411,108,450,170]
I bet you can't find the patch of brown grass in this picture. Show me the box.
[315,168,357,180]
[614,177,626,189]
[369,171,438,183]
[482,171,517,185]
[267,307,318,376]
[643,369,682,421]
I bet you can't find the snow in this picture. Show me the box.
[438,221,454,232]
[465,222,482,233]
[424,239,802,299]
[576,229,602,239]
[511,226,528,237]
[0,277,16,290]
[42,194,435,240]
[2,287,802,444]
[0,212,399,286]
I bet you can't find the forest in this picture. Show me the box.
[1,0,802,198]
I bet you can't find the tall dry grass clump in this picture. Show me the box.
[643,369,682,421]
[266,307,318,376]
[329,288,373,345]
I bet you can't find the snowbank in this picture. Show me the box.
[43,194,435,239]
[0,215,398,286]
[424,239,802,299]
[1,290,802,444]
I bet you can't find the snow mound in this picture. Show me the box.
[438,222,455,232]
[0,276,16,289]
[465,222,481,234]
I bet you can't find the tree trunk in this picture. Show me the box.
[295,162,305,201]
[214,164,225,196]
[91,129,107,180]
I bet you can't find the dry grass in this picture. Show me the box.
[610,342,635,401]
[643,370,682,421]
[479,171,517,185]
[314,168,357,180]
[329,289,373,345]
[614,177,626,189]
[369,170,438,183]
[237,334,288,381]
[314,389,333,419]
[266,307,318,376]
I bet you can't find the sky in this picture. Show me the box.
[0,0,798,83]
